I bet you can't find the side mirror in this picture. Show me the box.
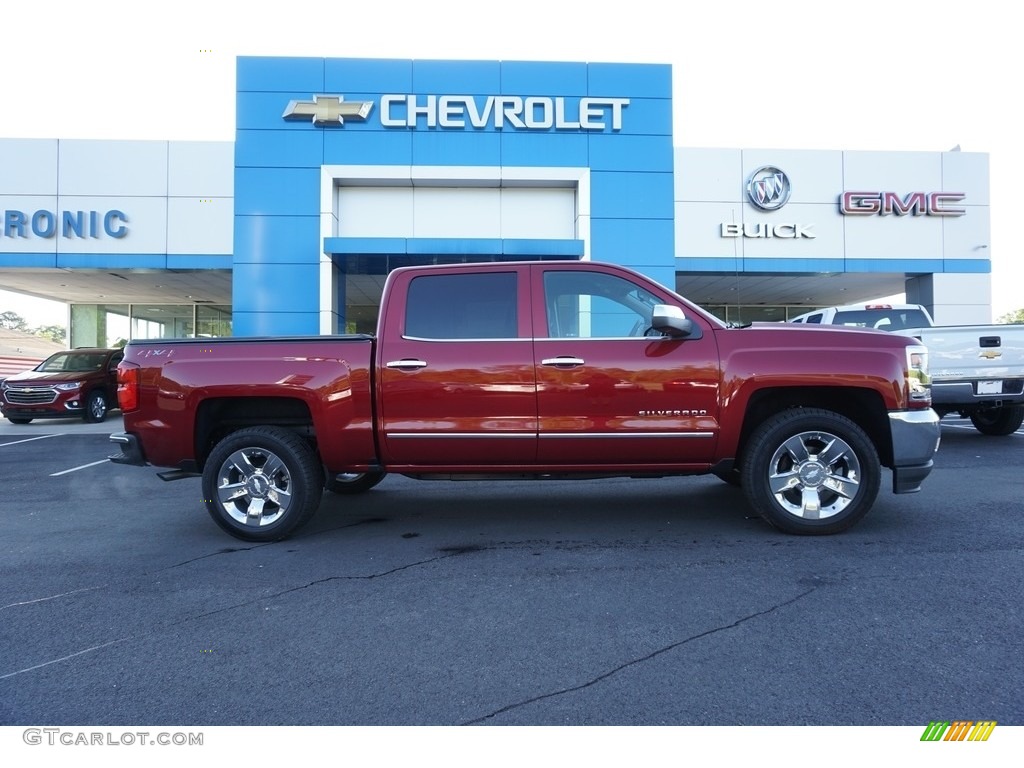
[651,304,701,339]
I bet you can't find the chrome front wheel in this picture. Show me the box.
[741,408,881,535]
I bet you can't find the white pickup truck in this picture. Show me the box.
[791,303,1024,436]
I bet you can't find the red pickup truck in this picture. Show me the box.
[110,261,940,540]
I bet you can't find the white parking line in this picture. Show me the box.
[50,459,110,476]
[0,434,64,448]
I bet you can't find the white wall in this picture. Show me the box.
[0,139,233,257]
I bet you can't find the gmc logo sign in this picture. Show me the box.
[840,191,966,216]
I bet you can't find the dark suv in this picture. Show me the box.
[0,348,124,424]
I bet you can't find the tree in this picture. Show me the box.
[0,310,28,331]
[996,308,1024,324]
[33,324,67,344]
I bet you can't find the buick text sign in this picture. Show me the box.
[4,209,129,239]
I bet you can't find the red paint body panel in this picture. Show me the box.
[122,338,376,471]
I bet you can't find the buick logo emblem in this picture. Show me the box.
[746,166,792,211]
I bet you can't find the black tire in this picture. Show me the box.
[7,417,32,425]
[969,405,1024,436]
[740,408,881,535]
[201,426,324,542]
[84,390,108,423]
[325,471,386,495]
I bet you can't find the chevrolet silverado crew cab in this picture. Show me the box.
[2,347,123,424]
[792,302,1024,436]
[110,261,940,541]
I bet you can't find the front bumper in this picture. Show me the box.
[109,432,147,466]
[888,409,941,494]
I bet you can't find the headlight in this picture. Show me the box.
[905,344,931,407]
[55,381,82,391]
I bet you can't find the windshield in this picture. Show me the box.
[37,352,106,373]
[832,309,931,331]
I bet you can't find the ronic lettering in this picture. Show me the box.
[2,209,130,238]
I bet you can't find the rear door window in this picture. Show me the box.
[404,272,518,339]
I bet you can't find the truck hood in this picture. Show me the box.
[3,370,85,385]
[724,319,917,350]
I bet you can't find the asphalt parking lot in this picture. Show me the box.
[0,415,1021,726]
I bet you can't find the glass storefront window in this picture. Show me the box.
[196,305,232,337]
[131,305,194,339]
[69,304,129,348]
[69,303,233,346]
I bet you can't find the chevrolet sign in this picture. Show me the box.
[283,94,629,131]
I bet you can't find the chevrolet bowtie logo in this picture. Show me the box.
[282,95,374,126]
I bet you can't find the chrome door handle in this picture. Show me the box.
[541,356,585,367]
[385,359,428,370]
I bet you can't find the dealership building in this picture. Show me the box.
[0,56,991,346]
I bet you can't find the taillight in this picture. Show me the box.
[117,362,140,412]
[905,344,931,409]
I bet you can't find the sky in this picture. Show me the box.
[1,0,1020,326]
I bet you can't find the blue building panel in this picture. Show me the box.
[942,259,991,273]
[323,128,412,166]
[411,130,501,166]
[237,57,325,93]
[234,168,320,217]
[232,262,320,314]
[589,218,675,274]
[591,171,675,220]
[844,258,990,274]
[0,253,57,268]
[324,237,407,255]
[412,60,501,94]
[502,239,584,257]
[407,238,503,256]
[237,92,318,132]
[235,129,324,169]
[500,61,589,96]
[742,257,848,273]
[675,256,742,273]
[57,253,168,269]
[588,134,674,172]
[166,255,233,269]
[232,311,321,337]
[602,97,673,137]
[499,131,589,167]
[587,63,672,99]
[325,58,413,93]
[235,216,320,264]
